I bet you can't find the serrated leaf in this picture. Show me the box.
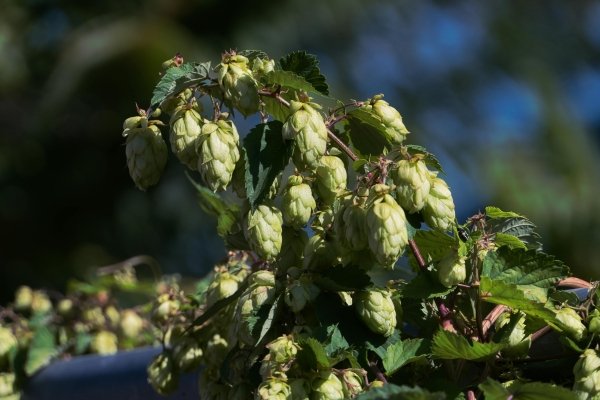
[402,270,454,299]
[381,339,430,376]
[279,51,328,95]
[297,337,330,369]
[482,247,569,297]
[493,232,527,250]
[346,108,392,156]
[431,330,504,360]
[313,264,372,292]
[488,216,542,251]
[409,229,457,269]
[352,158,369,172]
[150,62,211,107]
[25,326,58,376]
[256,293,283,345]
[264,70,319,94]
[238,49,270,62]
[405,145,444,173]
[485,206,524,219]
[356,384,446,400]
[478,378,511,400]
[323,324,349,356]
[243,121,292,207]
[480,378,578,400]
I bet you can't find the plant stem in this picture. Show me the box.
[368,360,388,384]
[408,239,456,332]
[327,128,358,161]
[466,390,477,400]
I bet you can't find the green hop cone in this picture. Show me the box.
[90,330,118,355]
[172,336,203,372]
[363,94,409,144]
[0,327,17,366]
[152,294,180,324]
[124,123,168,191]
[495,312,531,358]
[217,52,259,116]
[422,173,456,231]
[334,194,368,251]
[196,119,240,192]
[283,100,328,171]
[311,371,345,400]
[169,103,203,169]
[205,271,242,308]
[340,369,364,398]
[252,57,275,76]
[245,204,283,261]
[436,249,467,288]
[556,307,587,341]
[279,227,308,271]
[573,349,600,398]
[392,157,431,213]
[266,335,300,364]
[315,155,348,205]
[257,378,292,400]
[289,378,310,400]
[366,187,409,267]
[354,288,397,337]
[303,233,340,270]
[235,285,277,346]
[589,310,600,334]
[31,290,53,314]
[148,353,179,396]
[0,373,16,397]
[14,285,33,312]
[282,175,316,228]
[119,309,144,339]
[284,275,320,312]
[204,334,229,368]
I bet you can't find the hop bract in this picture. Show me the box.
[169,103,203,169]
[392,157,431,213]
[363,94,409,144]
[217,52,259,116]
[354,288,397,337]
[257,378,292,400]
[315,155,348,205]
[283,100,328,171]
[366,187,409,267]
[422,173,456,231]
[123,121,168,191]
[196,119,240,192]
[281,175,316,228]
[311,371,345,400]
[246,204,283,261]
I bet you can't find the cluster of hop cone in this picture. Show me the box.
[124,50,463,399]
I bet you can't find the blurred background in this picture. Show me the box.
[1,0,600,302]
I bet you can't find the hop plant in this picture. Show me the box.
[216,52,260,116]
[283,100,328,171]
[281,175,316,228]
[169,102,203,169]
[366,186,409,267]
[422,173,456,231]
[245,204,284,261]
[196,118,240,192]
[354,288,397,337]
[315,155,348,205]
[362,94,409,144]
[392,156,431,213]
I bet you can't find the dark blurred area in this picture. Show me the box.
[1,0,600,302]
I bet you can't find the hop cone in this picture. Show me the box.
[257,378,292,400]
[124,123,168,191]
[366,189,409,267]
[252,57,275,76]
[0,373,16,398]
[556,307,587,341]
[303,233,340,270]
[573,349,600,398]
[246,204,283,261]
[282,175,316,228]
[217,53,259,116]
[392,157,431,213]
[90,330,118,355]
[119,309,144,339]
[235,285,277,346]
[172,336,203,372]
[169,104,203,169]
[422,174,455,231]
[589,310,600,334]
[283,100,328,171]
[205,271,242,308]
[266,334,299,363]
[0,327,17,363]
[363,94,409,144]
[311,371,345,400]
[334,195,368,251]
[354,289,397,337]
[437,250,466,288]
[148,353,179,395]
[340,370,364,398]
[196,119,240,192]
[315,155,347,205]
[495,312,530,358]
[279,227,308,270]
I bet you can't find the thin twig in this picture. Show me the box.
[481,305,509,339]
[327,128,358,161]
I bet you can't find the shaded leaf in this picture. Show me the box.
[323,324,350,356]
[151,62,211,107]
[190,280,249,329]
[431,330,504,361]
[480,378,578,400]
[381,339,430,376]
[243,121,292,207]
[314,264,372,292]
[493,232,527,250]
[296,337,330,370]
[410,230,457,268]
[264,70,319,94]
[405,145,444,173]
[238,49,270,62]
[488,215,542,251]
[402,270,454,299]
[346,108,392,156]
[485,206,524,219]
[356,384,446,400]
[25,326,58,376]
[279,51,328,95]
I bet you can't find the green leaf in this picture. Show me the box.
[256,294,283,345]
[480,378,578,400]
[25,326,58,376]
[356,384,446,400]
[431,330,504,360]
[323,324,349,356]
[381,339,430,376]
[264,70,319,94]
[485,206,524,219]
[478,378,511,400]
[493,232,527,250]
[482,247,569,296]
[346,108,392,156]
[402,270,454,299]
[279,51,329,95]
[243,121,292,207]
[488,215,542,251]
[408,229,457,270]
[296,337,331,370]
[150,62,211,107]
[404,145,444,173]
[238,49,270,62]
[74,332,92,355]
[314,264,372,292]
